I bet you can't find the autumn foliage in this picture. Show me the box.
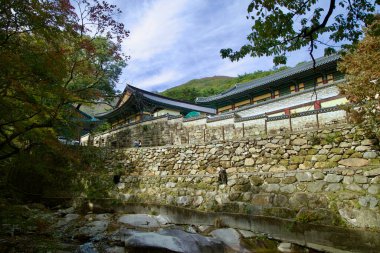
[338,16,380,139]
[0,0,129,159]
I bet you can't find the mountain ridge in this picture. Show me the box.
[160,67,289,103]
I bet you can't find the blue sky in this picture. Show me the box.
[111,0,329,92]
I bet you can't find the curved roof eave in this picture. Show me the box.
[95,85,216,120]
[142,93,215,114]
[95,97,136,120]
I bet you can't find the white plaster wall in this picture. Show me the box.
[291,105,314,113]
[319,110,347,126]
[153,109,181,117]
[168,117,183,124]
[207,118,235,127]
[267,119,291,133]
[183,118,207,127]
[237,85,340,117]
[93,134,108,147]
[321,97,348,107]
[291,114,317,132]
[235,118,266,128]
[80,134,90,146]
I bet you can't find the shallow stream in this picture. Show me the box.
[0,203,319,253]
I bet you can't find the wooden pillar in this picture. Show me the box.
[203,127,206,142]
[316,111,320,129]
[323,72,328,84]
[242,123,245,138]
[264,119,268,135]
[270,87,277,99]
[222,126,225,141]
[314,101,321,110]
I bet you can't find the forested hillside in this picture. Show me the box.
[160,67,289,102]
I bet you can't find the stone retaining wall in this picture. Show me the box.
[105,125,380,229]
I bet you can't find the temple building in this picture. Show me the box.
[96,85,216,128]
[96,54,346,129]
[82,54,348,147]
[195,54,346,117]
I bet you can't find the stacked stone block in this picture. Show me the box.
[106,125,380,229]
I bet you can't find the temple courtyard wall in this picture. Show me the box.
[105,125,380,229]
[87,105,347,148]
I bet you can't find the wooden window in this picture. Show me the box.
[327,74,334,84]
[299,83,305,91]
[218,105,232,114]
[235,104,249,109]
[253,93,271,103]
[235,99,250,109]
[290,85,296,93]
[219,109,230,114]
[316,76,324,86]
[273,90,280,98]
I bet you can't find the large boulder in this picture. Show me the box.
[76,220,109,238]
[124,229,224,253]
[339,208,380,229]
[210,228,247,252]
[118,214,160,228]
[56,213,80,227]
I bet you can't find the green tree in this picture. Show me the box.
[221,0,378,65]
[338,16,380,139]
[0,0,128,159]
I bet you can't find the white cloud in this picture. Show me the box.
[133,70,183,91]
[123,0,192,61]
[111,0,326,93]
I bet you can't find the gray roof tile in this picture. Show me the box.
[96,85,216,119]
[195,54,340,103]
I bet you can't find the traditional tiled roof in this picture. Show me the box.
[96,85,216,119]
[195,54,340,104]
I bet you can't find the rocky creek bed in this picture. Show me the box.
[0,202,319,253]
